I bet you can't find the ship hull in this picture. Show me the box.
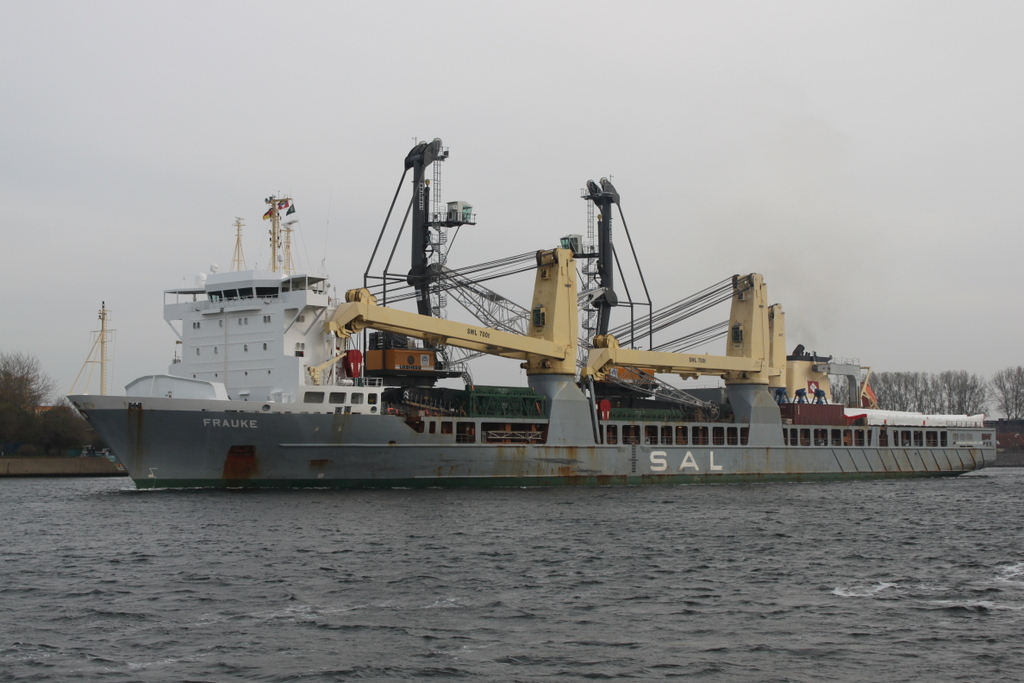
[71,395,990,489]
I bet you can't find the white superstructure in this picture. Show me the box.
[163,269,338,403]
[125,196,383,413]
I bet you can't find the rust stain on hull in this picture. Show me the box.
[223,445,259,479]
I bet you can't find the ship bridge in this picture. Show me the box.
[162,268,335,403]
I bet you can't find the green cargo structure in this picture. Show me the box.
[460,386,547,418]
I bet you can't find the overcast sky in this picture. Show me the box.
[3,1,1022,397]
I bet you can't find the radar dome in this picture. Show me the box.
[194,273,208,287]
[209,264,220,274]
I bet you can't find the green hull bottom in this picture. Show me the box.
[132,469,967,489]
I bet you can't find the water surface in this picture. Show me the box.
[2,470,1021,681]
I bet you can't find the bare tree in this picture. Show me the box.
[991,366,1024,419]
[39,405,91,453]
[0,351,56,410]
[873,372,927,412]
[935,370,988,415]
[829,375,849,404]
[1,351,58,450]
[870,369,987,415]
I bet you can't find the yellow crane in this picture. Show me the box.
[582,274,784,384]
[325,248,579,377]
[324,251,800,425]
[581,274,787,423]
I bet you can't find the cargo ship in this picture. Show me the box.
[69,141,993,488]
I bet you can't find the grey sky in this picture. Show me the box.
[3,1,1022,397]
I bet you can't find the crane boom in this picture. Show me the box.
[326,248,579,376]
[583,274,782,385]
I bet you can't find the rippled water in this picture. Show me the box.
[2,470,1023,682]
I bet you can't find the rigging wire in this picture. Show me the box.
[610,277,734,347]
[363,168,410,287]
[652,321,730,352]
[365,251,537,300]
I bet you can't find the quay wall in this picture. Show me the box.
[0,457,127,477]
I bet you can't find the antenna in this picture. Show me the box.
[230,217,246,271]
[283,219,298,275]
[265,196,294,273]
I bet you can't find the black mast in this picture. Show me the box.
[584,177,620,336]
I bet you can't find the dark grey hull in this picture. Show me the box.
[70,394,992,489]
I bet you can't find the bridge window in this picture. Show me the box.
[368,394,378,405]
[831,429,842,446]
[740,427,749,445]
[878,429,888,447]
[456,422,476,444]
[661,426,673,445]
[800,429,811,447]
[693,426,709,446]
[926,431,938,447]
[303,392,324,404]
[606,425,617,445]
[351,393,364,404]
[814,429,828,446]
[441,421,453,435]
[621,425,636,444]
[901,431,912,447]
[712,427,725,445]
[855,430,866,446]
[843,429,853,446]
[727,427,739,446]
[913,431,924,447]
[940,432,947,446]
[676,426,688,445]
[329,392,347,404]
[645,426,659,445]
